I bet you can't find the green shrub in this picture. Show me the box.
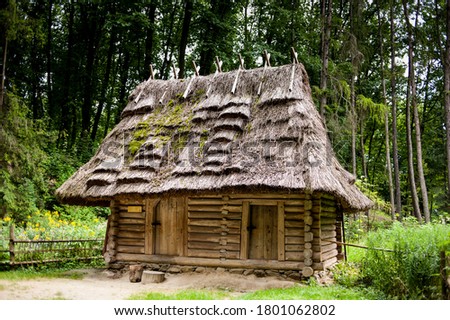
[360,222,450,299]
[333,262,362,287]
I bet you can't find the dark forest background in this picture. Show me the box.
[1,0,450,223]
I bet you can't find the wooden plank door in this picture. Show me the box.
[153,197,183,256]
[248,205,278,260]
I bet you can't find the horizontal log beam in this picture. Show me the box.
[188,249,239,259]
[116,253,325,271]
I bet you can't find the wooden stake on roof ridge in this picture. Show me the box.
[171,62,178,79]
[289,47,298,92]
[258,50,271,96]
[238,53,245,69]
[215,56,223,73]
[291,47,299,64]
[159,88,167,104]
[149,65,155,80]
[134,64,155,104]
[263,50,271,67]
[206,57,223,97]
[193,61,200,77]
[231,54,245,94]
[183,61,200,99]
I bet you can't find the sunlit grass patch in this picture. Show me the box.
[129,290,232,300]
[237,284,383,300]
[0,268,85,281]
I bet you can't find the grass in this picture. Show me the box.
[345,245,366,263]
[129,290,232,300]
[128,283,383,300]
[238,284,383,300]
[0,266,87,281]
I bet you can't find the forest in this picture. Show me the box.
[0,0,450,224]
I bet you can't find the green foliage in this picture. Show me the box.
[356,94,387,124]
[0,93,49,221]
[332,262,362,287]
[355,179,390,212]
[1,210,106,241]
[1,210,106,268]
[360,222,450,299]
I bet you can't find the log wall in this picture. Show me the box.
[108,192,344,273]
[319,193,340,269]
[187,196,241,260]
[116,200,146,255]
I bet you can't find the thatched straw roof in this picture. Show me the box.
[56,64,372,212]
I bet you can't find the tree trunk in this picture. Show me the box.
[143,1,157,79]
[402,0,422,222]
[103,52,119,138]
[178,0,193,78]
[0,38,7,113]
[319,0,332,120]
[58,0,75,147]
[31,32,42,120]
[445,0,450,206]
[360,118,367,178]
[414,0,430,222]
[403,0,427,222]
[378,5,396,220]
[46,0,54,119]
[115,50,130,124]
[90,29,116,142]
[160,3,178,79]
[80,4,103,140]
[390,0,402,218]
[351,75,357,177]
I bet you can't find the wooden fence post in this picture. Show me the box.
[441,250,449,300]
[9,224,15,266]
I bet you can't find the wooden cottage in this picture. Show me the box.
[56,63,372,276]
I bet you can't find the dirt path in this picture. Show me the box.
[0,268,297,300]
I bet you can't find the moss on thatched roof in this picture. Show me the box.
[56,64,372,212]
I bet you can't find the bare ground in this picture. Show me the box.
[0,268,298,300]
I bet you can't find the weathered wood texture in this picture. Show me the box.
[104,201,120,263]
[318,194,341,267]
[142,270,165,283]
[284,197,305,262]
[248,205,278,260]
[111,192,341,272]
[116,200,145,256]
[187,196,242,260]
[129,264,144,282]
[116,252,324,271]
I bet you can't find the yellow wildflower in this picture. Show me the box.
[4,216,11,222]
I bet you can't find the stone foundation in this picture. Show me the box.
[107,262,325,281]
